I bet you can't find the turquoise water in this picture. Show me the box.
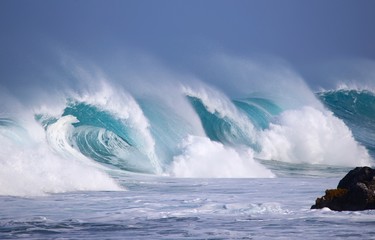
[0,82,374,239]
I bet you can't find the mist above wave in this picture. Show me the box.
[0,54,374,196]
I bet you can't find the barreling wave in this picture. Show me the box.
[61,101,160,174]
[186,90,371,167]
[0,115,123,197]
[233,97,282,129]
[187,96,257,148]
[1,75,374,195]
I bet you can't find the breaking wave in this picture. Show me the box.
[0,62,373,196]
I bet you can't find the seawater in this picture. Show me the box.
[2,177,375,239]
[1,71,375,239]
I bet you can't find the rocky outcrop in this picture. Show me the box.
[311,166,375,211]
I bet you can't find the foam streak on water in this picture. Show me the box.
[1,177,375,239]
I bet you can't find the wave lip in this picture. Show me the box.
[2,73,375,190]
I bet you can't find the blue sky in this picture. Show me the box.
[1,0,375,93]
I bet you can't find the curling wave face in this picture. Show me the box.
[0,80,374,196]
[318,89,375,158]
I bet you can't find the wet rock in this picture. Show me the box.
[311,166,375,211]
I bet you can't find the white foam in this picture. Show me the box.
[170,135,275,178]
[223,202,286,215]
[257,106,372,166]
[46,115,99,165]
[0,115,122,197]
[334,82,375,94]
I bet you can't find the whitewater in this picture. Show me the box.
[1,60,375,239]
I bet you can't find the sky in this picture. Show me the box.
[1,0,375,94]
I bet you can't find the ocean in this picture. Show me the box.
[1,79,375,239]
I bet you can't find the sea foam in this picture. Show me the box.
[170,135,275,178]
[257,106,371,166]
[0,116,122,196]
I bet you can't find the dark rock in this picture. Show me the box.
[311,166,375,211]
